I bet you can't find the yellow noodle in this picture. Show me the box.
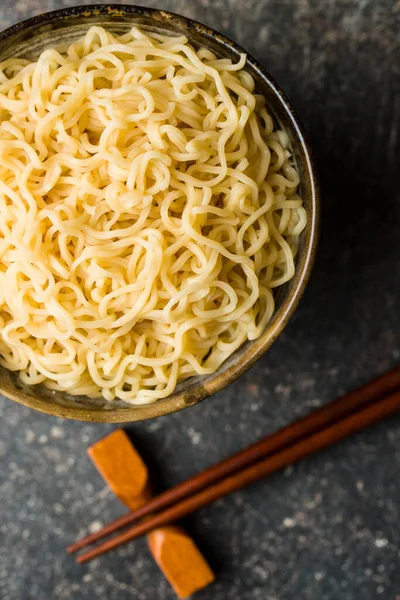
[0,26,306,405]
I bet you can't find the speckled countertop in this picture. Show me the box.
[1,1,400,599]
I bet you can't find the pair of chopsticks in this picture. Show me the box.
[68,365,400,564]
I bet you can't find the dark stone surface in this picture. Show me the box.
[1,1,400,599]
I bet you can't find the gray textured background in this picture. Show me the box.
[1,1,400,599]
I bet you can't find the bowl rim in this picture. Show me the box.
[0,4,320,422]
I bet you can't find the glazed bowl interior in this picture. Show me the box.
[0,5,319,422]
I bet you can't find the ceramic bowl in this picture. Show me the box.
[0,5,319,422]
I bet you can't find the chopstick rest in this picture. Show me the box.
[88,429,152,510]
[88,430,214,598]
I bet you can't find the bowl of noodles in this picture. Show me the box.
[0,5,319,422]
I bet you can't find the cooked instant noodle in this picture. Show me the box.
[0,26,306,404]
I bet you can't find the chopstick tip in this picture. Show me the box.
[67,541,84,554]
[76,553,88,565]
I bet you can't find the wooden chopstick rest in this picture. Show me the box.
[88,429,152,510]
[88,430,214,599]
[147,525,214,600]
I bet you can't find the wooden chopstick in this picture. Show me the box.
[75,386,400,564]
[68,365,400,555]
